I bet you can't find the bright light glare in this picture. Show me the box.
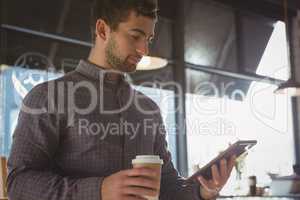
[256,21,289,80]
[137,56,168,70]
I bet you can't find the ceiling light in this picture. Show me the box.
[274,78,300,96]
[136,56,168,70]
[274,0,300,96]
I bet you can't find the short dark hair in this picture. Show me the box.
[90,0,158,42]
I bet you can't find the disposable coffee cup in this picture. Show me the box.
[132,155,163,200]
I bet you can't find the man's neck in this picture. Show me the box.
[88,49,123,82]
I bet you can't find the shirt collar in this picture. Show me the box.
[75,59,126,85]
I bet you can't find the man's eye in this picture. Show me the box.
[131,35,140,40]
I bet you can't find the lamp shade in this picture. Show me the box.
[274,78,300,96]
[136,56,168,70]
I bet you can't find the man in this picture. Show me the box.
[7,0,236,199]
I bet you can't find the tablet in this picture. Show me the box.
[187,140,257,182]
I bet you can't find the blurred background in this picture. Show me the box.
[1,0,300,196]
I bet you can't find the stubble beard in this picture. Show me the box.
[105,36,135,73]
[105,36,136,73]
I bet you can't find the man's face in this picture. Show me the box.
[104,11,156,73]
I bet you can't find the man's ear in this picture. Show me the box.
[95,19,110,41]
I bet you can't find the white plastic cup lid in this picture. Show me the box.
[132,155,163,165]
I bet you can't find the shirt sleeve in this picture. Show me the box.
[154,112,202,200]
[7,83,104,200]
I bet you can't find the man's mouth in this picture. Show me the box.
[129,55,142,64]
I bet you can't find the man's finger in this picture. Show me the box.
[211,164,221,185]
[197,176,210,191]
[124,186,157,197]
[125,168,157,177]
[220,159,228,179]
[124,177,159,190]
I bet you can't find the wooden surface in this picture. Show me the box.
[0,157,7,198]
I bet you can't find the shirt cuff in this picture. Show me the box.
[75,177,104,200]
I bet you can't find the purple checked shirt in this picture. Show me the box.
[7,60,201,200]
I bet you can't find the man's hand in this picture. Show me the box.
[197,155,236,200]
[101,168,159,200]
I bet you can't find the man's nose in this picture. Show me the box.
[136,42,149,56]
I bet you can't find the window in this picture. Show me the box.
[186,75,294,194]
[184,0,290,80]
[0,65,63,156]
[256,21,289,81]
[185,2,293,195]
